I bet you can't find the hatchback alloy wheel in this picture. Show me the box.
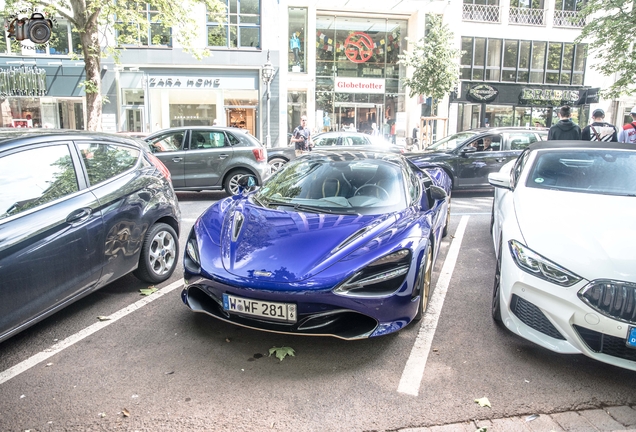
[225,169,250,195]
[134,223,179,284]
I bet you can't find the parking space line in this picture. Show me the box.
[0,280,184,386]
[397,216,469,396]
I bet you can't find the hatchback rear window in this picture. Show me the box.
[79,143,140,185]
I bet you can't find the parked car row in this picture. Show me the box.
[4,126,636,373]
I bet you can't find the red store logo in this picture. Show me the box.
[344,32,374,64]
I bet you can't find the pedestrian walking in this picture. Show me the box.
[581,108,618,142]
[618,106,636,143]
[548,106,581,140]
[291,115,313,157]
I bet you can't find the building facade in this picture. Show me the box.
[3,0,628,141]
[446,0,615,133]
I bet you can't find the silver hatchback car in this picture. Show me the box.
[145,127,269,195]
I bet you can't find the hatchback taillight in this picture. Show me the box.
[147,153,171,181]
[252,148,266,162]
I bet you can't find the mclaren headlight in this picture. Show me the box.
[184,230,201,271]
[333,249,411,298]
[508,240,581,287]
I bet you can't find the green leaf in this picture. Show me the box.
[475,428,488,432]
[139,287,158,296]
[268,346,295,361]
[474,397,491,408]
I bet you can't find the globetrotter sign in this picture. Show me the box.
[335,77,385,94]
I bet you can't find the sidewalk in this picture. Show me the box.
[397,405,636,432]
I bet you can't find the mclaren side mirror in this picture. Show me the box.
[429,185,447,201]
[237,175,258,194]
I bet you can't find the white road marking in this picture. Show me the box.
[397,216,469,396]
[0,280,184,386]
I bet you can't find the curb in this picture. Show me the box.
[396,405,636,432]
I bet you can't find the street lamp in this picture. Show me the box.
[261,50,275,148]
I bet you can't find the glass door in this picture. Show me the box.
[123,107,144,132]
[336,103,379,134]
[226,107,256,136]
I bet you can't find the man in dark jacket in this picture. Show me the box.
[581,108,618,142]
[548,106,581,140]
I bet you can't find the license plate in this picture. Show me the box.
[627,327,636,349]
[222,293,297,323]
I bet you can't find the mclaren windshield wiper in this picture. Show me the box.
[270,201,335,213]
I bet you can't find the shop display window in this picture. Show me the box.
[288,8,307,72]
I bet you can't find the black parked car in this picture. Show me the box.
[145,126,269,195]
[0,130,181,343]
[408,127,547,190]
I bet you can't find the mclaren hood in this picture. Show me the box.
[202,199,395,283]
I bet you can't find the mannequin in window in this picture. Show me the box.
[290,33,301,66]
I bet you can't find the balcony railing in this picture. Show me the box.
[462,4,501,23]
[553,10,586,28]
[509,7,545,26]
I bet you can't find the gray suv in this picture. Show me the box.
[145,127,269,195]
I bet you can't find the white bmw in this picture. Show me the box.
[488,141,636,371]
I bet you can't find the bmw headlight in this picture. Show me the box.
[333,249,411,297]
[508,240,581,287]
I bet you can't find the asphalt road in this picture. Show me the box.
[0,190,634,432]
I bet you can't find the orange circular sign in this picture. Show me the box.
[344,32,374,64]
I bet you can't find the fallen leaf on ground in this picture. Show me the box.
[122,408,130,417]
[139,287,158,296]
[525,414,539,422]
[98,412,106,418]
[165,371,174,375]
[475,427,488,432]
[474,397,491,408]
[97,316,111,321]
[225,338,231,342]
[269,346,295,361]
[45,363,53,367]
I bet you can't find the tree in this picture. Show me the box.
[576,0,635,99]
[2,0,225,131]
[398,14,460,115]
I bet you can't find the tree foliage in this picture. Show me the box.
[1,0,225,131]
[398,15,460,114]
[576,0,636,98]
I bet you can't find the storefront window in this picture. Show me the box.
[473,38,486,80]
[572,44,586,85]
[461,37,585,85]
[288,91,307,136]
[207,0,260,49]
[530,41,546,83]
[315,15,407,138]
[288,8,307,73]
[486,39,502,81]
[116,3,172,47]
